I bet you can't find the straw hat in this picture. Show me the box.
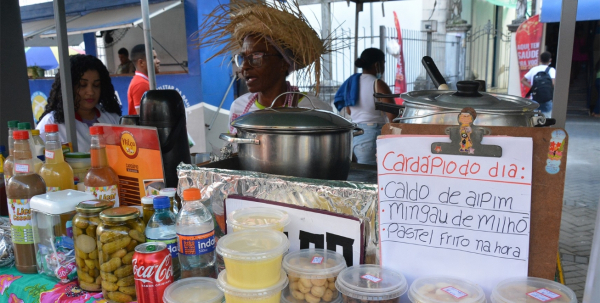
[195,0,332,93]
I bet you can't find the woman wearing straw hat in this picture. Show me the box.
[196,1,333,133]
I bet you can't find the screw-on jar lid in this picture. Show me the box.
[18,122,31,130]
[76,200,115,214]
[491,277,577,303]
[183,188,201,201]
[141,195,155,205]
[164,277,224,303]
[282,248,347,279]
[13,130,29,140]
[216,229,290,261]
[153,196,170,209]
[45,124,59,133]
[408,276,486,303]
[335,265,407,301]
[217,269,288,299]
[159,188,177,197]
[89,126,103,135]
[7,120,19,128]
[100,206,140,222]
[31,130,40,136]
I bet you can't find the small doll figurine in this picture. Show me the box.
[458,107,476,153]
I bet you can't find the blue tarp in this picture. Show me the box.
[540,0,600,23]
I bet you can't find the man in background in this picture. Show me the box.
[521,51,555,118]
[127,44,160,115]
[116,48,136,74]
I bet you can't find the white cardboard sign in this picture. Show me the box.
[225,195,364,266]
[377,135,533,296]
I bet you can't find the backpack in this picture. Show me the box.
[530,66,554,103]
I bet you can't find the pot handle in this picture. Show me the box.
[353,127,364,137]
[219,133,259,145]
[268,92,317,110]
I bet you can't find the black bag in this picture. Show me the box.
[530,66,554,103]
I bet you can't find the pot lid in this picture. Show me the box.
[401,81,539,112]
[231,107,356,131]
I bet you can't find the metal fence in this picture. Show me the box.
[465,20,511,92]
[292,27,463,111]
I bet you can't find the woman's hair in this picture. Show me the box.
[355,48,385,69]
[39,54,121,123]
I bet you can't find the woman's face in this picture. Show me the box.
[77,69,101,112]
[239,35,288,93]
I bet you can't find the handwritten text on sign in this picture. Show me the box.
[377,135,532,295]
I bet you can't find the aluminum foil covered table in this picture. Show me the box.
[177,158,380,264]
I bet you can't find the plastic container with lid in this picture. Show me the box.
[335,265,408,303]
[163,277,224,303]
[216,229,290,289]
[64,152,91,185]
[72,199,114,291]
[30,190,96,281]
[217,269,288,303]
[141,195,156,226]
[98,207,145,302]
[282,248,347,303]
[408,276,486,303]
[227,207,291,232]
[491,277,576,303]
[282,287,343,303]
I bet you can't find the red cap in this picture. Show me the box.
[89,126,103,135]
[183,188,201,201]
[45,124,59,133]
[13,130,29,140]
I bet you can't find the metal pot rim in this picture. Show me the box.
[400,90,539,113]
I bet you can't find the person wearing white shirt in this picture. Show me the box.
[36,55,121,152]
[521,51,556,118]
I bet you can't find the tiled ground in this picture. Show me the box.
[559,114,600,301]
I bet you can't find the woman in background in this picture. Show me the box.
[37,55,121,152]
[335,48,396,165]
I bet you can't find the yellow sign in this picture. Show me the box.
[120,131,138,159]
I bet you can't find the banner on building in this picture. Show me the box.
[516,15,544,98]
[393,11,407,105]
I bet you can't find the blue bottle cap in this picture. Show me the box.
[153,196,171,209]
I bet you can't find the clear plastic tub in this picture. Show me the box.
[281,287,344,303]
[227,207,290,232]
[491,277,577,303]
[216,229,290,289]
[163,277,224,303]
[217,269,288,303]
[282,248,347,303]
[408,276,486,303]
[335,265,407,303]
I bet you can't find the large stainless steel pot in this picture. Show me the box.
[375,81,555,127]
[220,95,364,180]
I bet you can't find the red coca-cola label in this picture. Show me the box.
[133,244,174,303]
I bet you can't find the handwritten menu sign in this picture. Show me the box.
[377,135,533,296]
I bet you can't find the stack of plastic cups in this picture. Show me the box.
[216,207,292,303]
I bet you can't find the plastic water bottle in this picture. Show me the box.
[176,188,216,278]
[146,196,181,280]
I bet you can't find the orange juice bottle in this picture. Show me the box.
[39,124,74,192]
[84,126,119,206]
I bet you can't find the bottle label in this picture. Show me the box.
[148,237,178,258]
[86,185,119,206]
[8,199,34,244]
[47,187,60,192]
[45,150,55,159]
[14,163,30,174]
[177,231,215,256]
